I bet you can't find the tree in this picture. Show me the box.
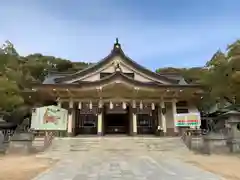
[156,67,207,84]
[54,59,73,72]
[0,76,24,112]
[206,50,226,68]
[0,40,92,112]
[202,40,240,106]
[227,40,240,62]
[226,40,240,103]
[1,40,19,56]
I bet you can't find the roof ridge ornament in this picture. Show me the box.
[114,37,121,49]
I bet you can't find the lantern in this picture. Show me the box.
[89,101,92,109]
[151,103,155,110]
[122,102,126,109]
[110,101,113,109]
[78,102,82,109]
[140,101,143,109]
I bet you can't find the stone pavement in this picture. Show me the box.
[33,137,224,180]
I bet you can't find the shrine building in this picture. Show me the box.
[30,39,203,136]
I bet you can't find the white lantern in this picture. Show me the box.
[140,101,143,109]
[99,101,102,108]
[151,103,155,110]
[78,102,82,109]
[122,102,126,109]
[69,100,73,108]
[57,101,61,108]
[132,100,136,108]
[89,101,92,109]
[110,101,113,109]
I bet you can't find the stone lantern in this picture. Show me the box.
[221,110,240,153]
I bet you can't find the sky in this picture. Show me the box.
[0,0,240,70]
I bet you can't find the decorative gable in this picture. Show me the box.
[54,38,177,85]
[71,57,154,83]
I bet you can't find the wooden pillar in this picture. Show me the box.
[172,99,178,134]
[133,113,137,135]
[132,100,137,135]
[160,101,167,134]
[67,112,73,136]
[128,106,133,135]
[97,101,103,136]
[72,108,76,136]
[97,113,103,136]
[67,100,73,136]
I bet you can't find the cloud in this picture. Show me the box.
[0,0,240,69]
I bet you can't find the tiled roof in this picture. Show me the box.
[42,75,65,84]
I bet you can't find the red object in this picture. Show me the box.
[43,110,58,125]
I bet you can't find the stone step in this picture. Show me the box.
[32,137,45,147]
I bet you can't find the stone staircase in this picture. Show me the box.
[32,137,45,151]
[37,137,189,159]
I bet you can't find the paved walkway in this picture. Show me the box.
[33,137,223,180]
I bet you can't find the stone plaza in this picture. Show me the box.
[33,137,223,180]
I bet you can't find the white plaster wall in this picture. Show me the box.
[134,73,152,82]
[81,73,100,81]
[101,65,115,73]
[120,65,133,73]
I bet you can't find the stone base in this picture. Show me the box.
[166,128,178,136]
[0,142,7,154]
[185,135,192,150]
[229,140,240,153]
[0,131,4,153]
[11,132,34,141]
[132,132,137,136]
[6,132,34,155]
[7,140,33,155]
[97,132,103,136]
[67,132,74,137]
[202,139,211,155]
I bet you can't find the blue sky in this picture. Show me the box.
[0,0,240,70]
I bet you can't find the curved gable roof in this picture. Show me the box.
[34,70,203,90]
[54,40,177,84]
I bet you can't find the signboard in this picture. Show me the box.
[31,105,68,130]
[175,113,201,127]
